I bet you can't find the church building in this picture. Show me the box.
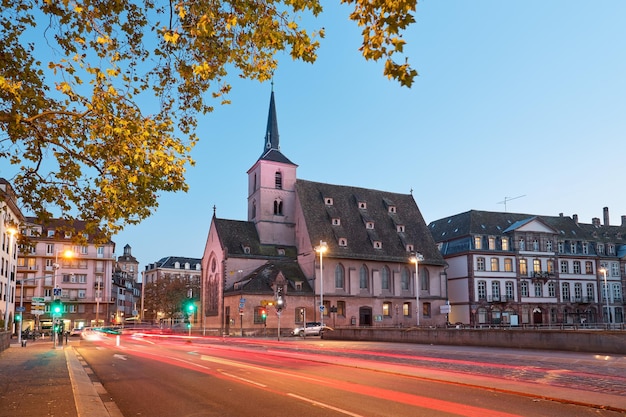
[201,91,448,335]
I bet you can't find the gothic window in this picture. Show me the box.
[381,266,390,290]
[401,267,410,290]
[335,264,345,289]
[273,199,283,215]
[359,265,369,289]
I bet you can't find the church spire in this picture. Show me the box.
[263,89,280,155]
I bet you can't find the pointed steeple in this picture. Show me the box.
[258,89,295,165]
[263,90,280,154]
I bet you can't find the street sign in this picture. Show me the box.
[16,306,25,312]
[319,305,325,312]
[32,297,45,303]
[32,302,45,306]
[31,310,44,316]
[440,305,451,314]
[53,288,62,296]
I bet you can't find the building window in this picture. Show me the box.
[474,236,482,250]
[401,267,410,290]
[585,261,593,274]
[562,282,570,301]
[573,261,581,274]
[397,225,405,233]
[597,243,604,255]
[611,262,620,277]
[273,199,283,215]
[533,239,539,251]
[275,171,282,189]
[533,259,541,273]
[332,218,340,226]
[423,302,431,318]
[491,281,500,300]
[420,268,430,291]
[477,281,486,300]
[608,244,615,255]
[366,221,374,229]
[546,240,553,252]
[335,264,345,289]
[325,198,333,205]
[519,239,525,251]
[570,242,577,254]
[505,281,514,300]
[560,261,568,274]
[548,281,556,297]
[504,258,513,272]
[488,237,495,250]
[574,283,582,301]
[502,238,509,251]
[520,281,529,297]
[547,260,554,274]
[582,242,589,255]
[381,266,390,290]
[490,258,499,271]
[358,202,367,209]
[519,259,527,276]
[383,302,392,317]
[359,265,369,289]
[612,284,622,303]
[534,282,543,297]
[251,200,256,219]
[586,283,595,301]
[403,302,410,317]
[558,242,564,253]
[373,241,382,249]
[338,238,347,247]
[477,257,485,271]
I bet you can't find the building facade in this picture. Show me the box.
[111,244,141,325]
[16,217,116,332]
[141,256,201,326]
[1,178,23,333]
[428,208,625,326]
[201,92,448,335]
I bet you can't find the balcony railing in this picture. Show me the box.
[487,294,515,303]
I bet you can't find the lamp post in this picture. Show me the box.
[410,252,424,327]
[600,267,611,326]
[52,248,73,348]
[4,227,18,332]
[315,241,327,327]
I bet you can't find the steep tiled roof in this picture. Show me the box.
[295,180,445,265]
[227,260,312,294]
[213,218,298,258]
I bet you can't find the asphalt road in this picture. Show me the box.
[73,334,626,417]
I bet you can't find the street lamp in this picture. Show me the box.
[410,252,424,327]
[52,248,73,348]
[4,226,18,332]
[315,241,328,327]
[600,267,611,326]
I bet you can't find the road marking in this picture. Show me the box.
[113,354,127,361]
[287,393,365,417]
[219,371,267,387]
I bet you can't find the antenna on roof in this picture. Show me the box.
[497,195,525,212]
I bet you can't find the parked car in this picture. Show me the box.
[291,322,326,337]
[70,328,83,337]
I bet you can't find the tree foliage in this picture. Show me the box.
[143,274,200,321]
[0,0,418,241]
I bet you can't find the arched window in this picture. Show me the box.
[381,266,390,290]
[335,264,345,289]
[420,267,430,291]
[359,265,369,289]
[275,171,282,189]
[401,267,410,290]
[251,200,256,219]
[273,199,283,215]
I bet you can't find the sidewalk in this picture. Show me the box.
[0,338,78,417]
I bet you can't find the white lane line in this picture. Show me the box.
[287,393,365,417]
[219,371,268,387]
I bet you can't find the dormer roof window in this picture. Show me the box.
[47,230,55,237]
[339,238,347,247]
[388,206,396,213]
[359,202,367,209]
[243,245,251,254]
[332,218,341,226]
[397,225,405,233]
[366,221,374,229]
[325,197,333,205]
[373,241,382,249]
[406,244,414,252]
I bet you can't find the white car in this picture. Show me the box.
[291,322,325,337]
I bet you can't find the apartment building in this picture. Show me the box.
[16,217,115,332]
[428,208,625,326]
[0,178,23,333]
[111,244,141,325]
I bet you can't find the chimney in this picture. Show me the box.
[559,213,563,217]
[622,215,626,227]
[572,214,578,224]
[603,207,610,226]
[592,217,601,227]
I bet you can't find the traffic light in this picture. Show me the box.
[276,285,285,312]
[51,299,63,316]
[14,313,21,322]
[260,308,267,321]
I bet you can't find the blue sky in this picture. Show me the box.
[35,2,626,270]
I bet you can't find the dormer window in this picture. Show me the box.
[325,197,333,205]
[366,221,374,229]
[397,225,405,233]
[332,218,341,226]
[277,248,285,256]
[339,238,347,247]
[406,244,414,252]
[47,230,55,237]
[174,262,180,269]
[373,241,382,249]
[185,262,190,269]
[359,201,367,209]
[388,206,396,213]
[295,282,303,291]
[243,245,251,254]
[64,231,72,239]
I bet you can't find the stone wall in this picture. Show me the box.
[323,327,626,355]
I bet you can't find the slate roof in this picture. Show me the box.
[428,210,626,256]
[213,218,298,258]
[23,216,111,244]
[154,256,202,269]
[259,90,295,166]
[226,260,312,294]
[295,180,445,265]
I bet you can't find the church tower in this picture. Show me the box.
[246,90,298,246]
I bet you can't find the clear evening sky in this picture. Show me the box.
[17,1,626,271]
